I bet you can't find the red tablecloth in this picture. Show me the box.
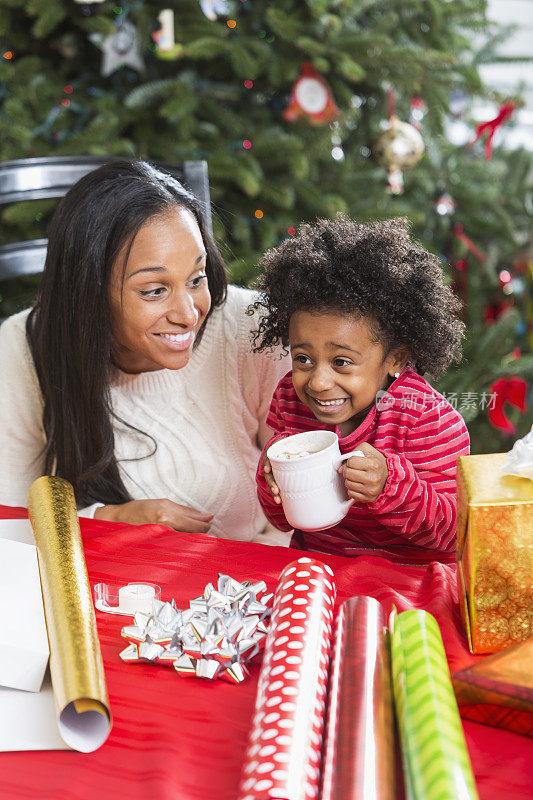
[1,505,531,800]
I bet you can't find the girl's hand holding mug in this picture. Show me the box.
[263,434,290,504]
[339,442,389,503]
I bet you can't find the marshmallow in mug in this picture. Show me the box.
[277,449,314,460]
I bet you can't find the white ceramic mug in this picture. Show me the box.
[266,430,364,532]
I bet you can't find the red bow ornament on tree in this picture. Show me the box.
[453,223,486,263]
[469,101,516,160]
[488,376,528,434]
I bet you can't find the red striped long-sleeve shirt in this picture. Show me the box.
[256,366,470,565]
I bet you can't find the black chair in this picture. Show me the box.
[0,156,212,281]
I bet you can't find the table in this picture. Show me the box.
[1,505,531,800]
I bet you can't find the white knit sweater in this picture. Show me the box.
[0,286,290,545]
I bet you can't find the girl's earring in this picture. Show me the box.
[394,371,400,378]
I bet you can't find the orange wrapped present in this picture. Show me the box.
[456,453,533,654]
[453,638,533,737]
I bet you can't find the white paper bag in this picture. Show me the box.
[0,536,49,692]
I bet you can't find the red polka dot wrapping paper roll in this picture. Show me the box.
[238,557,336,800]
[320,596,396,800]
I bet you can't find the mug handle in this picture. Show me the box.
[339,449,365,463]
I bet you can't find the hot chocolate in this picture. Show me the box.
[277,449,318,460]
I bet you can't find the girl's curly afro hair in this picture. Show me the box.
[249,215,464,380]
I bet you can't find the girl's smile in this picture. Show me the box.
[289,311,407,437]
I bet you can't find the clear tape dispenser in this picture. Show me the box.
[94,582,162,615]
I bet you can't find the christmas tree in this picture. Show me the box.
[1,0,532,452]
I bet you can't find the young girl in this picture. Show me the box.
[250,216,470,564]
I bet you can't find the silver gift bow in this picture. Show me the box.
[119,574,273,684]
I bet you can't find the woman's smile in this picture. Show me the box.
[154,330,195,350]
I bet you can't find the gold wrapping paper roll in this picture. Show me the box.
[28,476,111,752]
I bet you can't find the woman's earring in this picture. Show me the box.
[394,371,400,378]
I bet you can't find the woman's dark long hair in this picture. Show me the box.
[26,159,227,506]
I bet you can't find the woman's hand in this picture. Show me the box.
[94,499,214,533]
[339,443,389,503]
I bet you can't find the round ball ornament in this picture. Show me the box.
[434,191,456,217]
[372,118,425,194]
[283,63,338,125]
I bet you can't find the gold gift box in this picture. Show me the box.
[456,453,533,654]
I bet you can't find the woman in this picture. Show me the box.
[0,160,289,543]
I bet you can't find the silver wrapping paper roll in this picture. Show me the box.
[321,596,395,800]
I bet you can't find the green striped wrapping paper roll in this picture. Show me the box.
[390,609,479,800]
